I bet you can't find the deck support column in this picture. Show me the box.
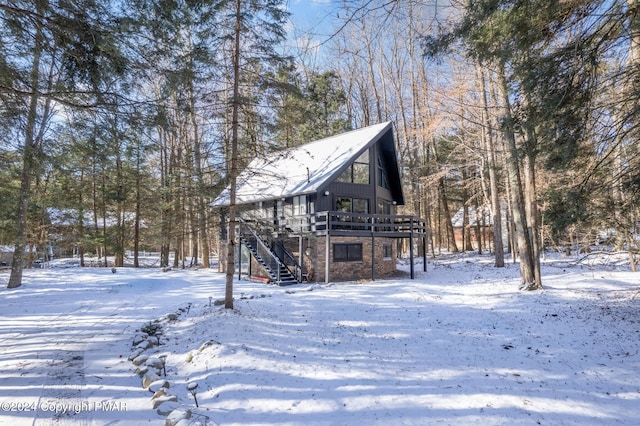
[423,233,427,272]
[371,234,375,281]
[325,211,330,283]
[237,237,242,281]
[409,217,415,279]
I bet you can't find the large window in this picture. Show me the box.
[292,195,307,216]
[336,197,369,229]
[336,197,369,214]
[337,151,370,184]
[333,243,363,262]
[377,156,390,189]
[377,200,391,215]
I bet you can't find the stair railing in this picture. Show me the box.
[239,221,283,283]
[273,241,302,282]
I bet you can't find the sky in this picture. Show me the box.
[287,0,338,35]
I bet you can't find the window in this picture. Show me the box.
[383,244,393,259]
[377,200,392,231]
[335,197,369,229]
[293,195,307,216]
[336,197,368,214]
[377,200,391,215]
[333,243,363,262]
[337,151,370,184]
[378,156,390,189]
[353,198,369,214]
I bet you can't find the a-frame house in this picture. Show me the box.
[212,122,427,284]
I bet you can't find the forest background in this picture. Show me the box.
[1,0,639,290]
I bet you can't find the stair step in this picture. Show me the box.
[240,228,300,285]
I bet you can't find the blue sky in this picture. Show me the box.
[287,0,339,37]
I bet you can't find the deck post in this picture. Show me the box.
[237,238,242,281]
[371,234,375,281]
[409,217,415,279]
[299,232,303,282]
[423,229,427,272]
[325,211,330,283]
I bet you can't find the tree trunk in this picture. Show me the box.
[438,177,458,253]
[8,7,45,288]
[225,0,243,309]
[497,65,539,290]
[159,129,171,268]
[523,152,542,288]
[461,165,473,251]
[134,143,141,268]
[479,66,504,267]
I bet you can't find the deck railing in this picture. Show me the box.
[279,211,428,237]
[239,222,285,282]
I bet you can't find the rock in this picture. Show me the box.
[132,335,146,346]
[128,348,144,361]
[151,388,168,399]
[137,340,152,350]
[165,409,191,425]
[142,371,161,389]
[146,356,164,369]
[132,354,149,366]
[148,379,170,393]
[146,336,160,347]
[165,313,178,321]
[152,394,178,409]
[134,366,148,377]
[156,401,180,416]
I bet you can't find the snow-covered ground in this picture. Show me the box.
[0,252,639,425]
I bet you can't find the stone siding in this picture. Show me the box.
[312,236,396,282]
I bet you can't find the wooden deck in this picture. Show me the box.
[279,211,428,238]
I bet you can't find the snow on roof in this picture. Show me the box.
[212,122,392,207]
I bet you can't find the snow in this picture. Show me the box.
[1,252,639,425]
[211,122,391,206]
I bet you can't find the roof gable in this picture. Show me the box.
[212,122,397,206]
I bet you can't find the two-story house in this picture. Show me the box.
[211,121,427,284]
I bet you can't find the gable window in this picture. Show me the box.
[333,243,363,262]
[377,156,390,189]
[337,151,369,184]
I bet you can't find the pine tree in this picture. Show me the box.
[212,0,290,309]
[1,0,126,287]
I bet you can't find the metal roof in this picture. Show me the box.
[212,122,401,206]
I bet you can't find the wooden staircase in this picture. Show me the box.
[239,224,298,286]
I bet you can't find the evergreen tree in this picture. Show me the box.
[1,0,126,288]
[212,0,290,309]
